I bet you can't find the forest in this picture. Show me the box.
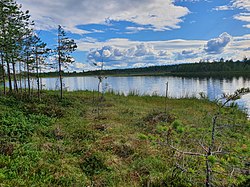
[80,59,250,77]
[36,58,250,78]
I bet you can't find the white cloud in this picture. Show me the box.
[87,44,158,68]
[76,37,206,53]
[214,0,250,11]
[70,32,250,70]
[175,49,200,60]
[125,26,152,34]
[214,0,250,28]
[232,0,250,11]
[17,0,189,34]
[213,5,233,11]
[243,24,250,28]
[204,32,232,54]
[234,13,250,27]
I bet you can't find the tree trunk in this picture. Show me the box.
[40,68,42,91]
[59,57,63,99]
[0,51,6,95]
[6,57,12,93]
[12,59,18,93]
[24,61,27,92]
[58,30,63,99]
[35,49,40,99]
[19,62,22,92]
[27,63,30,97]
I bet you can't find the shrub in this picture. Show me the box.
[80,152,110,177]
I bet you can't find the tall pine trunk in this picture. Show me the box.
[0,51,6,95]
[39,68,42,91]
[24,61,27,92]
[59,56,63,99]
[35,49,40,99]
[58,31,63,99]
[19,62,22,92]
[6,55,12,93]
[27,63,30,97]
[12,59,18,93]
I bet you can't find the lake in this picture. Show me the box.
[39,76,250,116]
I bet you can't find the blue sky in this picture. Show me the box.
[17,0,250,71]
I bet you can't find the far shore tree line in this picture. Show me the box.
[0,0,77,99]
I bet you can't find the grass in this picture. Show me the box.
[0,90,249,186]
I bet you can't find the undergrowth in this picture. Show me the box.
[0,91,249,186]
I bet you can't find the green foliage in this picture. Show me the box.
[207,155,216,164]
[171,120,185,133]
[138,133,148,140]
[0,91,249,186]
[0,111,52,142]
[80,152,110,177]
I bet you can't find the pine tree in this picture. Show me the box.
[33,35,50,99]
[0,0,32,94]
[57,25,77,99]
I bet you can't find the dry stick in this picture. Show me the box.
[168,144,205,157]
[165,82,168,113]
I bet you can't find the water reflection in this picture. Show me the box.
[10,76,250,116]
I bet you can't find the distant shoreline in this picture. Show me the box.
[34,61,250,78]
[34,71,250,79]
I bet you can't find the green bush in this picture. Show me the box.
[80,152,110,177]
[0,111,53,142]
[171,120,185,133]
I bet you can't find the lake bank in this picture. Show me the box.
[0,91,249,186]
[30,75,250,117]
[37,70,250,79]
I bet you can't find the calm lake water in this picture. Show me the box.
[39,76,250,116]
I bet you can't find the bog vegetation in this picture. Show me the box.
[0,1,250,187]
[0,90,250,186]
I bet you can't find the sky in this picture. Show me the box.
[17,0,250,71]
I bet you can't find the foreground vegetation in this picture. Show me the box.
[0,90,249,186]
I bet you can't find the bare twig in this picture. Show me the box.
[198,141,208,153]
[169,144,205,157]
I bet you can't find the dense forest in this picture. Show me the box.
[37,58,250,78]
[82,59,250,77]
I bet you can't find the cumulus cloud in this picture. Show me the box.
[77,33,249,70]
[204,32,232,54]
[87,43,170,68]
[17,0,189,34]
